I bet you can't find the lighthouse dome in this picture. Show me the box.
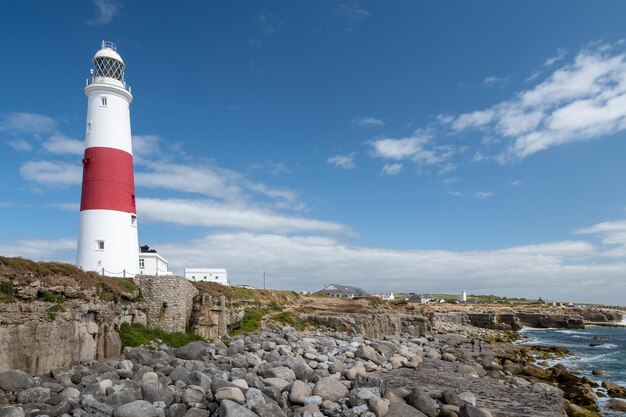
[92,41,126,82]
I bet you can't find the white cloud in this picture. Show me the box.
[138,197,349,234]
[483,75,510,87]
[544,48,567,67]
[327,154,356,170]
[153,232,624,304]
[0,237,75,262]
[447,191,461,197]
[381,163,402,176]
[86,0,119,26]
[369,132,454,168]
[473,191,494,199]
[20,161,82,186]
[333,2,370,33]
[510,180,523,186]
[353,116,384,127]
[43,134,84,155]
[0,112,57,136]
[7,139,32,152]
[449,43,626,161]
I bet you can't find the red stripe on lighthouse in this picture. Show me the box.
[80,147,136,214]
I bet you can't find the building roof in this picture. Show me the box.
[316,283,369,296]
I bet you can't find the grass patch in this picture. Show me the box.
[0,281,15,303]
[118,323,204,348]
[268,301,283,311]
[40,291,64,304]
[272,311,308,331]
[229,309,266,336]
[47,303,63,321]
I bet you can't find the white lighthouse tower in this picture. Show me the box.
[76,41,138,277]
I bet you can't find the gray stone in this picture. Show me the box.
[348,387,379,407]
[16,387,50,404]
[0,407,25,417]
[251,402,286,417]
[142,384,174,406]
[81,394,115,416]
[386,403,427,417]
[218,400,259,417]
[182,409,211,417]
[174,342,208,361]
[0,371,33,392]
[166,403,187,417]
[102,389,137,409]
[312,377,348,402]
[114,400,162,417]
[263,378,289,390]
[458,392,477,406]
[406,388,437,417]
[289,380,311,405]
[142,372,160,385]
[182,386,206,404]
[59,387,80,400]
[608,399,626,412]
[368,397,389,417]
[187,372,211,392]
[215,387,245,404]
[243,388,266,409]
[303,395,322,406]
[441,390,462,406]
[355,346,383,365]
[459,403,491,417]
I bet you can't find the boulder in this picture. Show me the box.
[603,381,626,398]
[0,371,33,392]
[16,387,50,404]
[608,399,626,412]
[0,407,25,417]
[458,391,477,406]
[215,387,246,404]
[289,380,311,405]
[312,377,349,402]
[387,402,428,417]
[114,400,163,417]
[406,387,437,417]
[174,342,208,361]
[459,403,492,417]
[356,346,383,365]
[441,390,462,406]
[183,409,212,417]
[368,397,389,417]
[219,399,260,417]
[81,394,115,416]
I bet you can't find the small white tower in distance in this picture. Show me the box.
[461,289,467,302]
[76,41,138,277]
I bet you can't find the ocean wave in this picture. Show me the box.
[590,343,618,349]
[555,329,586,335]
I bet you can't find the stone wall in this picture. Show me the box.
[133,275,199,333]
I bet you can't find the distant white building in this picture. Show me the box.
[372,293,395,301]
[138,245,171,276]
[184,268,229,285]
[461,290,467,302]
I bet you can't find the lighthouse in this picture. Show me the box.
[76,41,138,277]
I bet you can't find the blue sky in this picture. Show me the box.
[1,1,626,304]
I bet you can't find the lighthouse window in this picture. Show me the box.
[139,259,144,269]
[131,214,137,227]
[101,97,108,106]
[96,240,105,250]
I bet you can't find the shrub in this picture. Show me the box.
[268,301,283,311]
[40,291,64,304]
[47,303,63,321]
[230,309,266,336]
[272,312,308,331]
[118,323,204,348]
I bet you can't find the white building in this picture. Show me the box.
[184,268,229,285]
[461,289,467,302]
[138,245,171,276]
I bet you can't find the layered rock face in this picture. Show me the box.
[301,312,430,339]
[0,277,235,375]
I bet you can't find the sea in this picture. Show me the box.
[520,316,626,417]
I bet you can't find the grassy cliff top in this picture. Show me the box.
[0,256,138,301]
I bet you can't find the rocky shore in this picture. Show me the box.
[2,325,625,417]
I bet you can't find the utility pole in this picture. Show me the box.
[263,271,266,290]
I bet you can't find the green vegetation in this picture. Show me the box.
[268,301,283,311]
[0,281,15,303]
[47,303,63,321]
[272,311,308,331]
[118,323,204,348]
[40,291,64,304]
[467,294,531,304]
[120,280,138,293]
[230,286,254,298]
[230,309,266,336]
